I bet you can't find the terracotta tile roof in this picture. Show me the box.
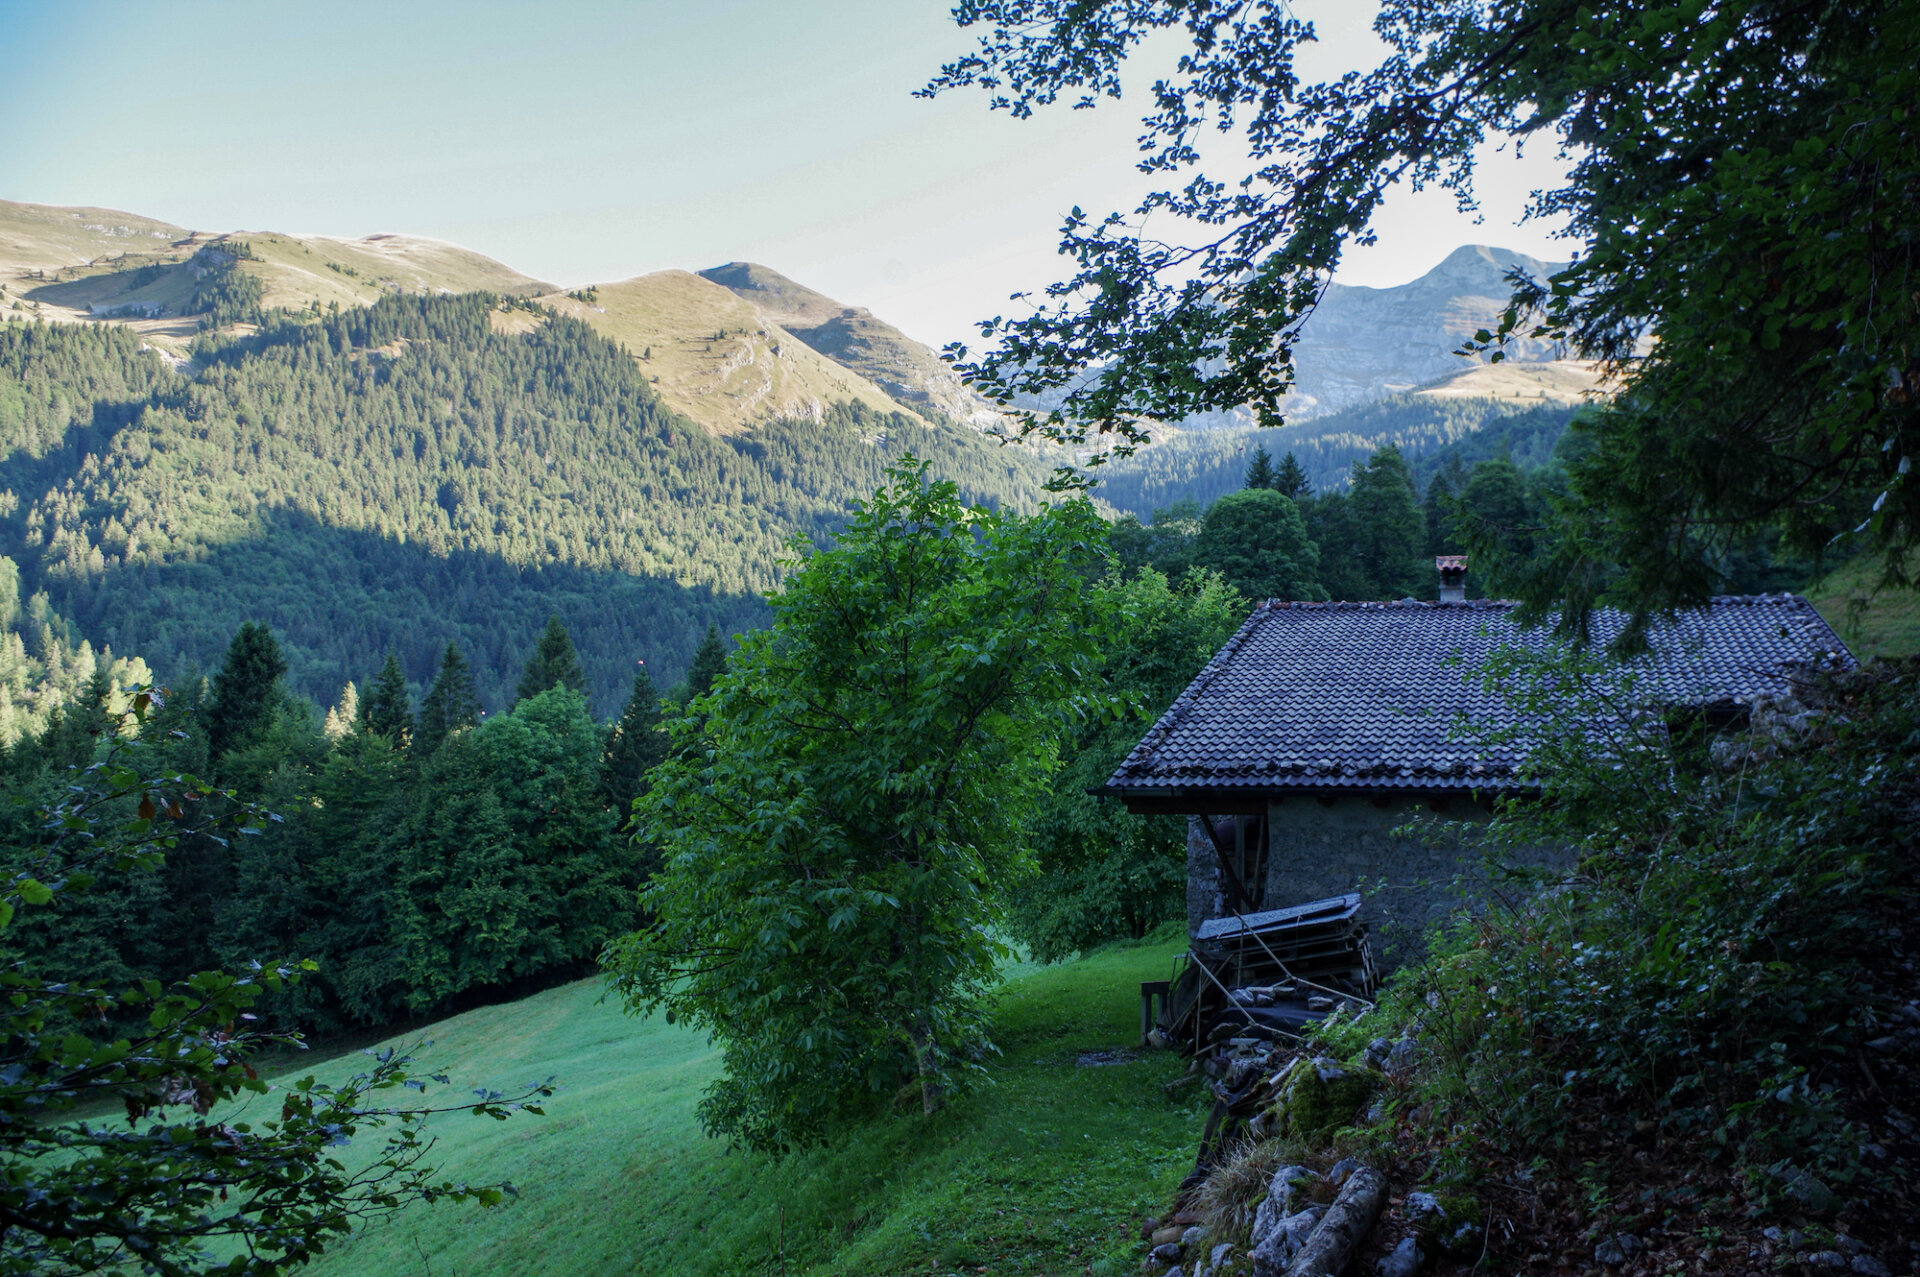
[1106,595,1853,796]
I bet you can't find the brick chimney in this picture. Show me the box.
[1436,555,1468,603]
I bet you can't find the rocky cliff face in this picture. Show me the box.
[1286,245,1567,416]
[1014,245,1575,428]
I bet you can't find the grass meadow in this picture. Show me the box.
[278,933,1201,1277]
[1809,552,1920,662]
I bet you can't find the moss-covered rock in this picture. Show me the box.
[1408,1190,1486,1260]
[1268,1056,1383,1138]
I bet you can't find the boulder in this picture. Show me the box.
[1377,1236,1426,1277]
[1250,1165,1317,1248]
[1594,1233,1643,1267]
[1250,1206,1326,1277]
[1287,1166,1388,1277]
[1268,1057,1383,1138]
[1775,1166,1841,1216]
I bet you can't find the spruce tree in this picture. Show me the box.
[682,623,728,704]
[416,641,482,754]
[1347,445,1426,599]
[1423,456,1469,560]
[1243,444,1277,490]
[1273,451,1311,502]
[364,652,413,744]
[206,622,287,762]
[602,664,668,820]
[322,682,360,742]
[517,614,587,703]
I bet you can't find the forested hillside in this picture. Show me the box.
[1091,394,1579,517]
[0,297,1053,717]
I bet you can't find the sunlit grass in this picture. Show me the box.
[292,932,1199,1277]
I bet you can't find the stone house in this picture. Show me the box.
[1102,567,1854,972]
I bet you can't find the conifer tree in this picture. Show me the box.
[1243,444,1277,490]
[602,663,668,820]
[1347,445,1426,599]
[206,622,288,762]
[416,642,482,755]
[364,652,413,744]
[322,682,360,742]
[1273,451,1311,502]
[681,623,728,704]
[1423,456,1469,560]
[517,615,587,703]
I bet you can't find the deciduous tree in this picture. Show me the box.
[605,459,1109,1151]
[1011,568,1243,959]
[1193,488,1325,603]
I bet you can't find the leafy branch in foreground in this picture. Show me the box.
[0,689,552,1277]
[929,0,1918,637]
[604,458,1111,1153]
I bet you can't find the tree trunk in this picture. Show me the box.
[911,1022,944,1115]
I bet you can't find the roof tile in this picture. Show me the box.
[1106,595,1853,794]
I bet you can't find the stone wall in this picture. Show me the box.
[1187,795,1569,973]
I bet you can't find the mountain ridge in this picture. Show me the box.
[3,198,1599,440]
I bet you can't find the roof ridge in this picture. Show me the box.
[1274,598,1518,610]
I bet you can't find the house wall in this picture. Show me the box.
[1186,794,1569,973]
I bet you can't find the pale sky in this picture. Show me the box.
[1,0,1572,351]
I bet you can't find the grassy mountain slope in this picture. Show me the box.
[289,936,1196,1277]
[291,231,552,297]
[1,201,952,438]
[699,261,995,426]
[1414,357,1606,404]
[0,198,188,278]
[539,271,909,434]
[0,201,551,363]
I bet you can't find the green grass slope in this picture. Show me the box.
[0,198,188,279]
[293,937,1197,1277]
[1807,552,1920,661]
